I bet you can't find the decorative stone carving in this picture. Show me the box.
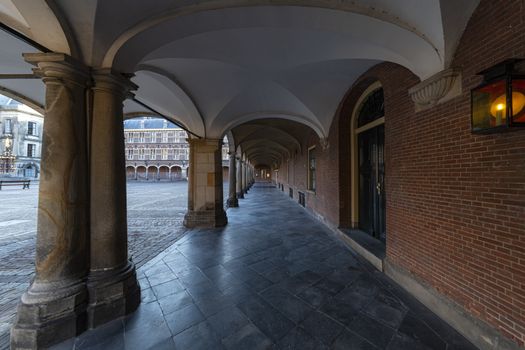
[408,68,462,111]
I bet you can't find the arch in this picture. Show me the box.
[1,0,74,55]
[221,112,326,140]
[102,1,443,69]
[136,166,147,180]
[0,85,44,115]
[126,166,136,180]
[158,166,170,180]
[146,165,157,181]
[170,165,182,180]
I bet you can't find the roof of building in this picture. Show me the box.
[124,117,181,130]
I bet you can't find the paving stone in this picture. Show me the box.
[206,307,250,339]
[222,323,274,350]
[173,320,223,350]
[277,326,329,350]
[164,303,205,336]
[299,310,343,345]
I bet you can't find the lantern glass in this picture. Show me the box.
[510,79,525,125]
[472,80,507,132]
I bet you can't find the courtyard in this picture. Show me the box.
[0,181,228,350]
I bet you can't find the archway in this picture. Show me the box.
[136,166,147,180]
[350,81,386,242]
[158,166,169,180]
[171,166,182,180]
[126,166,136,180]
[147,166,157,181]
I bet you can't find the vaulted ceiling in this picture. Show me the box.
[0,0,480,167]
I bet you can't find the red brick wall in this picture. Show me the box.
[279,0,525,346]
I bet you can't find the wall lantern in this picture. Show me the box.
[471,59,525,133]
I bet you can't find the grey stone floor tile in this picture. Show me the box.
[348,312,396,349]
[277,326,329,350]
[157,290,194,315]
[152,279,185,299]
[173,320,223,350]
[125,301,166,331]
[164,303,205,336]
[237,295,295,342]
[299,310,343,345]
[363,299,406,329]
[332,330,379,350]
[206,306,250,339]
[259,285,314,323]
[222,323,274,350]
[387,332,433,350]
[319,297,359,325]
[297,285,332,309]
[124,318,172,350]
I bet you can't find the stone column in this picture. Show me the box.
[11,53,90,349]
[87,69,140,328]
[242,161,248,194]
[227,152,238,207]
[236,157,244,199]
[184,139,227,227]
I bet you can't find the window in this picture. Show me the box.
[27,122,36,135]
[27,144,35,157]
[4,119,12,134]
[308,146,316,192]
[357,88,384,127]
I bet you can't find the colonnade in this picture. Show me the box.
[227,152,255,208]
[10,52,255,349]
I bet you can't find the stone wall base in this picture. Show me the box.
[87,261,141,328]
[184,209,228,228]
[10,280,88,349]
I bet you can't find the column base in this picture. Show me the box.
[237,191,244,199]
[227,197,239,208]
[87,261,140,328]
[10,278,88,350]
[184,209,227,228]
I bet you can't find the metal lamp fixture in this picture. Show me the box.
[471,59,525,133]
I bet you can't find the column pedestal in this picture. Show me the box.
[184,139,227,227]
[11,53,90,350]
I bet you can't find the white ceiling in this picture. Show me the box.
[0,0,480,163]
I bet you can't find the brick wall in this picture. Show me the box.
[278,0,525,346]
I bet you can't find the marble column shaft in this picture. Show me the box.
[87,69,140,327]
[11,53,91,350]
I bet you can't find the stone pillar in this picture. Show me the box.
[134,167,137,180]
[11,53,90,349]
[236,157,244,199]
[184,139,227,227]
[227,152,238,207]
[242,161,248,194]
[87,69,140,328]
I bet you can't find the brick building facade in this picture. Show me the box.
[275,1,525,346]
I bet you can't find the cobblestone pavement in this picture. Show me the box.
[0,181,231,350]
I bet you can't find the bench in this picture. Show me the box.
[0,180,30,190]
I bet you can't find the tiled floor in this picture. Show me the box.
[52,183,477,350]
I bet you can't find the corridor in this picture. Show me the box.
[54,183,476,350]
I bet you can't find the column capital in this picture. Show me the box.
[92,68,138,99]
[23,52,90,87]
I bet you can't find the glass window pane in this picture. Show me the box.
[472,80,507,131]
[511,79,525,125]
